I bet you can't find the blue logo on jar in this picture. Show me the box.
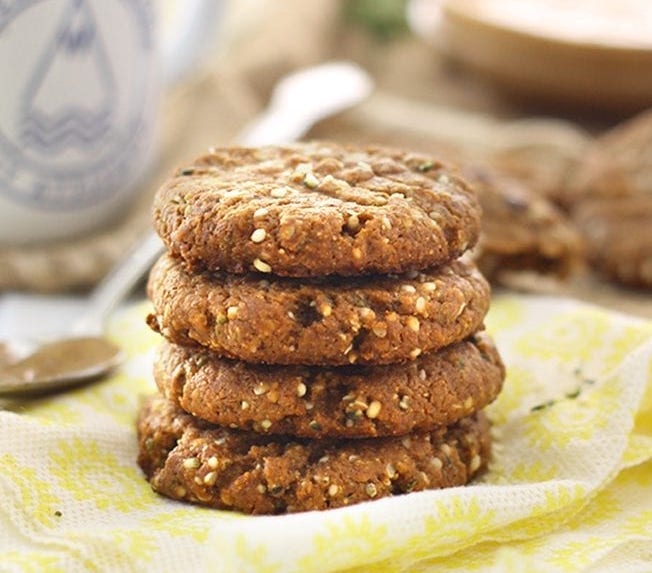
[0,0,156,210]
[21,0,116,151]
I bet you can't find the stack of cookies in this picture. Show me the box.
[138,143,505,514]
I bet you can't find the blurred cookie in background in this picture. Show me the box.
[461,164,584,283]
[569,109,652,288]
[568,108,652,206]
[572,199,652,289]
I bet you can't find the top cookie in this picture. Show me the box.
[153,143,481,277]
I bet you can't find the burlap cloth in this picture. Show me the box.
[1,0,650,320]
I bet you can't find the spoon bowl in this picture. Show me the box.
[0,338,123,397]
[0,230,164,398]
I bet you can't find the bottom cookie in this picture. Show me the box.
[137,396,491,514]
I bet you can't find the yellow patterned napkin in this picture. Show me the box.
[1,294,651,572]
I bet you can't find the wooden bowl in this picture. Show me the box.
[413,0,652,113]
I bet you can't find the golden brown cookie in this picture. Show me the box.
[462,165,584,281]
[153,143,481,277]
[564,110,652,287]
[154,332,504,438]
[147,254,491,366]
[573,198,652,287]
[137,396,491,514]
[569,109,652,208]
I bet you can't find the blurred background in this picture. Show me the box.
[1,0,650,315]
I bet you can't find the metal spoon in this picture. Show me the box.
[0,61,373,398]
[0,232,164,397]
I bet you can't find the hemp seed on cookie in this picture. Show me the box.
[153,143,481,277]
[147,254,490,366]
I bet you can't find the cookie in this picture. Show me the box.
[137,396,491,514]
[573,198,652,287]
[462,165,584,281]
[154,332,504,438]
[153,143,481,277]
[568,110,652,287]
[569,108,652,208]
[147,254,490,366]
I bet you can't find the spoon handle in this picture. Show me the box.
[237,62,373,146]
[72,232,164,335]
